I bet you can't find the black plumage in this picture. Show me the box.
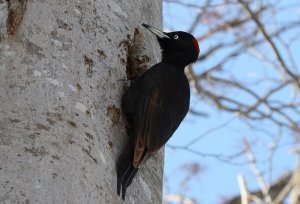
[117,23,200,200]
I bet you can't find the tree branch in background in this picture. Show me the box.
[164,0,300,203]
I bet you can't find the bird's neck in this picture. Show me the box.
[162,55,189,69]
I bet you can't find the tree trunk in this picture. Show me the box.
[0,0,163,203]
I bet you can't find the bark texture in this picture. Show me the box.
[0,0,163,203]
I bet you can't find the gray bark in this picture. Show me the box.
[0,0,163,203]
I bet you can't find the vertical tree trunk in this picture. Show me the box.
[0,0,163,203]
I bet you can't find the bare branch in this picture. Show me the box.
[224,173,292,204]
[166,143,246,165]
[164,0,300,203]
[237,0,300,89]
[237,175,249,204]
[244,142,273,203]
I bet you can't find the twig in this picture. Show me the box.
[245,143,273,203]
[237,0,300,89]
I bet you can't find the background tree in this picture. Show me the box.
[0,0,164,203]
[162,0,300,203]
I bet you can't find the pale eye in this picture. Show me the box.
[174,35,179,39]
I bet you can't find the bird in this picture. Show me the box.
[117,23,200,200]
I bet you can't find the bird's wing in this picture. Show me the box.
[132,72,189,167]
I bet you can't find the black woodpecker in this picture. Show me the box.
[117,23,200,200]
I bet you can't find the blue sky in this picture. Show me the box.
[162,1,300,203]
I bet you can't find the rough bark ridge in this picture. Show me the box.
[0,0,163,203]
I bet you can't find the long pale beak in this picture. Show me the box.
[142,23,170,39]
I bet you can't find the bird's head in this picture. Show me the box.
[142,23,200,68]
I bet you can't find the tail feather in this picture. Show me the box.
[117,162,131,196]
[121,166,138,200]
[117,137,139,200]
[126,168,138,187]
